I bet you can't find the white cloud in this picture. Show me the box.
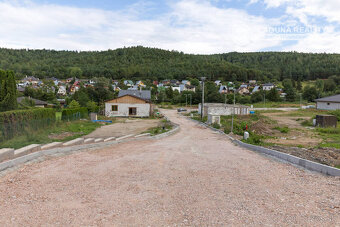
[283,26,340,53]
[251,0,340,24]
[0,0,282,54]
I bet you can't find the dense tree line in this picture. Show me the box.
[1,46,340,82]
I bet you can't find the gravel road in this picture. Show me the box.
[0,110,339,226]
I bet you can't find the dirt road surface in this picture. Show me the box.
[84,119,161,138]
[0,110,339,226]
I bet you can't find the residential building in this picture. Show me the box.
[70,81,81,94]
[17,97,49,108]
[172,86,181,93]
[105,90,152,117]
[198,103,250,117]
[315,94,340,110]
[124,80,134,87]
[238,87,250,95]
[219,85,228,94]
[179,84,195,92]
[262,83,275,91]
[215,80,222,86]
[57,86,67,96]
[252,86,260,94]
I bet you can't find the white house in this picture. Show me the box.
[219,85,228,94]
[105,90,152,117]
[315,94,340,110]
[172,86,181,93]
[57,86,67,96]
[262,83,275,91]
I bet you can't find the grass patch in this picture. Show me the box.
[0,120,101,149]
[144,120,173,136]
[273,126,290,133]
[316,125,340,149]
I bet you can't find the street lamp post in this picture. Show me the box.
[263,93,266,108]
[201,77,206,119]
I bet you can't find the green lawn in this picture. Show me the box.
[0,120,101,149]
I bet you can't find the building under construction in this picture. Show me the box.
[198,103,250,117]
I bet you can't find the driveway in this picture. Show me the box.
[0,109,339,226]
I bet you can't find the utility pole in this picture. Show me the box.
[231,88,236,133]
[189,94,192,107]
[201,77,206,119]
[263,93,266,108]
[184,94,188,107]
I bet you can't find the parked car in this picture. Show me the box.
[177,108,187,112]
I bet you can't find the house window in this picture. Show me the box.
[129,107,137,116]
[112,105,118,111]
[327,103,330,105]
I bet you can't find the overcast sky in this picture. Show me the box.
[0,0,339,54]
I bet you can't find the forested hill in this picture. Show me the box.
[0,46,340,82]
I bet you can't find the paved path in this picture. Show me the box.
[0,110,339,226]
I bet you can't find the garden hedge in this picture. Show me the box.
[0,108,56,142]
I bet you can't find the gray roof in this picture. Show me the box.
[315,94,340,103]
[118,90,151,100]
[17,97,48,105]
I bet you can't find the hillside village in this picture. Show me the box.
[16,75,294,108]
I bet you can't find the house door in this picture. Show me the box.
[129,107,137,116]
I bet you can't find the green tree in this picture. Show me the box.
[86,101,98,113]
[302,86,318,102]
[267,88,280,102]
[69,67,82,79]
[68,100,80,109]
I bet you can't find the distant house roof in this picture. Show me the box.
[17,97,48,106]
[263,83,274,86]
[315,94,340,103]
[118,90,151,100]
[252,86,260,93]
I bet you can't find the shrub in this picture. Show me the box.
[212,122,220,129]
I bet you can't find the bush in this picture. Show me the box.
[86,101,99,113]
[212,122,221,129]
[0,108,56,142]
[62,107,88,121]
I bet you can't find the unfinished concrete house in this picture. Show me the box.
[198,103,250,117]
[105,90,152,117]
